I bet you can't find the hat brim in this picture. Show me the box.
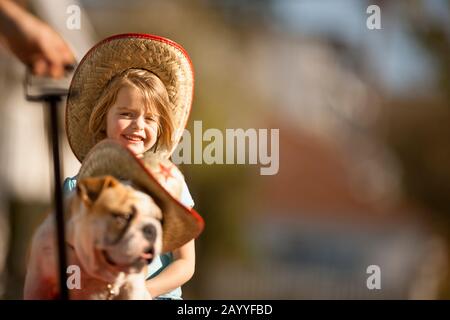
[66,33,194,162]
[77,140,204,253]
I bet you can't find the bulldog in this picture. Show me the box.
[24,176,162,300]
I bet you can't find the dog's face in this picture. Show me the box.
[69,176,162,280]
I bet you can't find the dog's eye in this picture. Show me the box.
[112,213,132,228]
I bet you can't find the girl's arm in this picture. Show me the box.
[145,239,195,298]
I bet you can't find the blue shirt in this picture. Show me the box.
[63,175,195,300]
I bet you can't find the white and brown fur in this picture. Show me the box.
[24,176,163,300]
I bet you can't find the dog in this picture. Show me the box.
[24,176,163,300]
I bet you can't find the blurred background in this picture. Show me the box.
[0,0,449,299]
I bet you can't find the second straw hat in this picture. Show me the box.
[78,139,204,253]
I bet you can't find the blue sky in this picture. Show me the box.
[269,0,447,96]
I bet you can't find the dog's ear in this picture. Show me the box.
[77,176,119,206]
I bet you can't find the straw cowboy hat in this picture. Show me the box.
[78,139,204,253]
[66,33,194,162]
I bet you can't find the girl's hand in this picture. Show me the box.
[146,239,195,298]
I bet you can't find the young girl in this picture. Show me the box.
[63,34,196,300]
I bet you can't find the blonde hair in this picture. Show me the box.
[89,68,175,152]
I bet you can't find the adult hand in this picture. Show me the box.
[0,0,75,78]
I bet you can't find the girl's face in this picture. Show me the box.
[106,85,159,157]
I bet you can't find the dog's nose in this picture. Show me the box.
[143,224,156,242]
